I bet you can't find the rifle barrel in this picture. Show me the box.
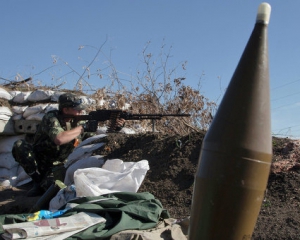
[123,113,190,120]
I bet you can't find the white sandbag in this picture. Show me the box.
[64,142,105,168]
[51,91,65,102]
[23,104,48,118]
[0,169,10,180]
[74,159,149,197]
[121,103,131,110]
[0,107,12,118]
[76,134,107,148]
[120,127,136,134]
[0,118,15,135]
[11,106,28,115]
[25,112,44,121]
[0,88,12,100]
[45,104,59,112]
[80,96,96,105]
[132,124,147,133]
[0,152,19,169]
[9,91,21,98]
[12,114,23,120]
[96,127,108,134]
[27,89,54,102]
[0,115,10,121]
[0,134,25,153]
[16,166,31,187]
[12,91,32,103]
[64,155,105,186]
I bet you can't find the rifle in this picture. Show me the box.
[65,109,191,132]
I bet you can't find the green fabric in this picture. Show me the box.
[0,192,170,240]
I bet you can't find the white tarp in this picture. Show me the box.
[74,159,149,197]
[50,159,149,211]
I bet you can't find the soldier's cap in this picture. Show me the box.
[58,93,86,110]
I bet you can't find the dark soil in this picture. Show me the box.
[0,132,299,239]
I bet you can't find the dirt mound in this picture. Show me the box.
[0,132,299,239]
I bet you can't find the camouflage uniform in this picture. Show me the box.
[12,110,94,182]
[12,93,98,197]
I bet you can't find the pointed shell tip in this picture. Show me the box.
[256,2,271,25]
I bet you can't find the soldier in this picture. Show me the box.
[12,93,124,197]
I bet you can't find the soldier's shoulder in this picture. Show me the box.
[44,110,60,118]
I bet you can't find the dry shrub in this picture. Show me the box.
[2,41,217,135]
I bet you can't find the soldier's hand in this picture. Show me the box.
[114,118,125,131]
[82,120,98,132]
[116,118,125,128]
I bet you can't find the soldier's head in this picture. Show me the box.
[58,93,86,115]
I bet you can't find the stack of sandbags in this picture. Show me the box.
[0,88,15,135]
[10,90,96,122]
[0,135,31,187]
[0,87,98,187]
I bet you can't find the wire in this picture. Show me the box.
[272,79,300,90]
[271,91,300,101]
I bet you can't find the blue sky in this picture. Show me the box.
[1,1,300,138]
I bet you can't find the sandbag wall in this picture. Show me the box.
[0,87,96,187]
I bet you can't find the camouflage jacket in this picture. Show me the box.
[32,110,85,163]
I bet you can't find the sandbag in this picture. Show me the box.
[12,114,23,120]
[25,112,45,121]
[64,155,105,186]
[0,152,19,169]
[12,91,32,103]
[120,127,136,134]
[0,107,12,119]
[0,134,25,153]
[76,134,107,148]
[74,159,149,197]
[11,106,28,115]
[45,104,59,112]
[23,104,47,118]
[0,118,15,135]
[27,89,54,102]
[16,166,31,187]
[9,91,21,98]
[0,165,18,181]
[64,142,105,168]
[80,96,96,105]
[0,88,12,100]
[50,91,65,102]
